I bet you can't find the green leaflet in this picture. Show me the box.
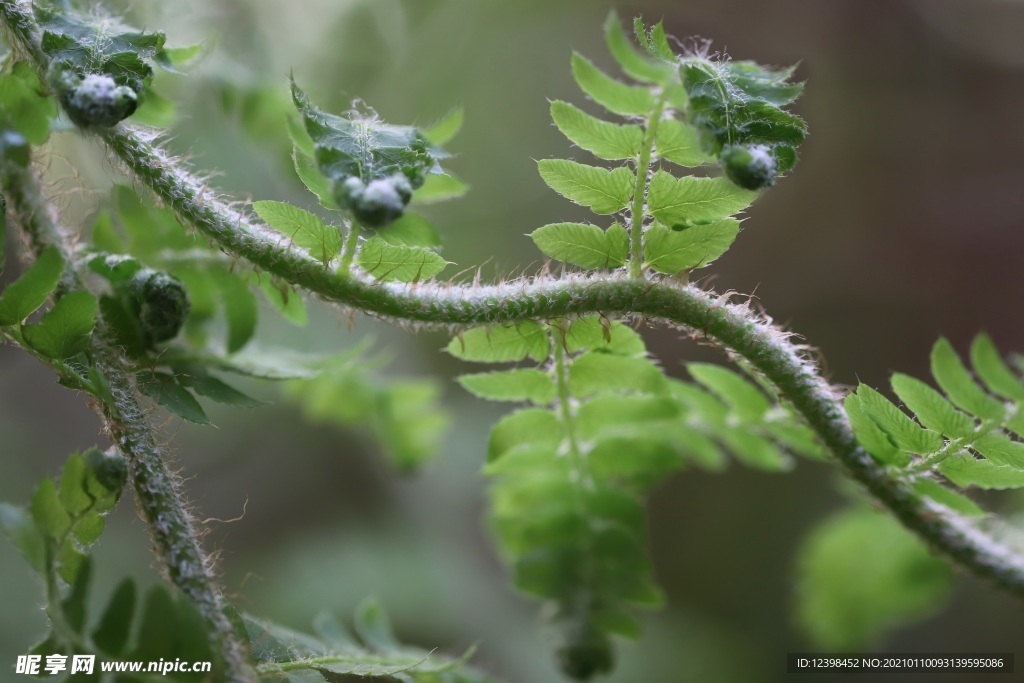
[422,106,464,146]
[688,362,771,421]
[564,318,645,356]
[246,600,495,682]
[458,369,556,405]
[603,11,674,84]
[568,352,667,397]
[890,373,975,439]
[22,290,97,359]
[213,270,258,354]
[632,19,673,62]
[653,118,712,167]
[845,394,909,466]
[448,322,550,363]
[647,172,757,229]
[0,63,57,144]
[0,246,63,326]
[531,222,628,269]
[411,172,468,204]
[550,100,643,160]
[643,219,739,273]
[292,147,341,210]
[931,338,1005,421]
[253,200,342,267]
[911,479,984,517]
[375,211,442,249]
[356,236,447,282]
[136,371,210,425]
[940,454,1024,490]
[537,159,634,215]
[795,507,951,650]
[571,52,654,117]
[970,334,1024,401]
[853,385,943,456]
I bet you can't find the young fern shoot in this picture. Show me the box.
[4,2,1024,682]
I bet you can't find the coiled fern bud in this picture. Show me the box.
[127,268,189,346]
[334,172,416,228]
[53,69,138,129]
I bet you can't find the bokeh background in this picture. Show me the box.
[2,1,1024,681]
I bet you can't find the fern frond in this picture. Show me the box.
[452,316,826,679]
[849,334,1024,512]
[247,598,497,682]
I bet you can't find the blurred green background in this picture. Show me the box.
[2,1,1024,681]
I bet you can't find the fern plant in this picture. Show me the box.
[0,2,1023,682]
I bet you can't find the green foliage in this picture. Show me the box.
[0,245,63,325]
[537,160,634,215]
[451,317,822,678]
[34,3,192,128]
[849,334,1024,513]
[284,348,449,472]
[0,62,57,144]
[530,223,628,269]
[253,200,343,267]
[680,54,807,189]
[643,219,739,274]
[290,80,448,228]
[550,100,643,160]
[356,236,448,282]
[795,507,951,650]
[247,598,496,682]
[22,289,97,359]
[646,173,756,230]
[1,449,125,585]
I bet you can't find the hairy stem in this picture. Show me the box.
[628,89,668,280]
[3,0,1023,603]
[0,157,255,682]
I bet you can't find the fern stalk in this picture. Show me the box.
[628,88,668,279]
[0,157,256,683]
